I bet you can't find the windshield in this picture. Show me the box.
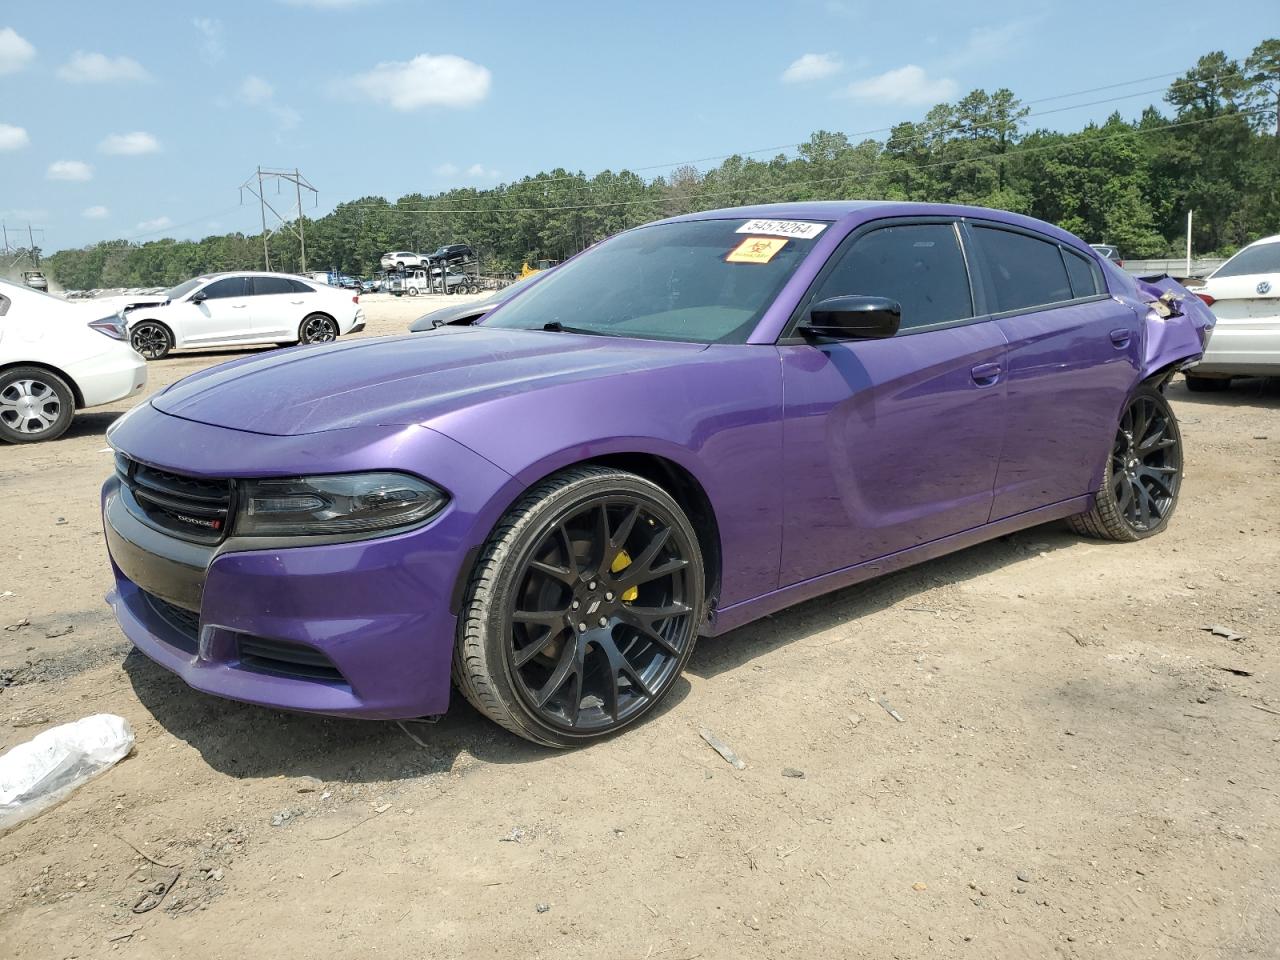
[1212,241,1280,279]
[484,218,824,343]
[165,278,204,300]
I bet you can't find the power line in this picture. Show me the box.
[349,63,1245,209]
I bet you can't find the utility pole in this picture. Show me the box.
[27,223,39,267]
[1185,209,1193,277]
[239,167,317,273]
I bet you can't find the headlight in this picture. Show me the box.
[235,472,448,537]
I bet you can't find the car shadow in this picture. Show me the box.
[1168,375,1280,408]
[687,525,1081,680]
[62,411,121,440]
[120,526,1079,782]
[122,648,694,783]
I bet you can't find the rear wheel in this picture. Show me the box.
[1068,386,1183,542]
[453,467,704,747]
[130,321,172,360]
[0,366,76,444]
[299,314,338,344]
[1185,374,1230,392]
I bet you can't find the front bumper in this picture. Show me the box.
[102,412,519,720]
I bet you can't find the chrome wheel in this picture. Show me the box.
[300,315,338,343]
[506,495,696,733]
[130,322,171,360]
[0,378,61,435]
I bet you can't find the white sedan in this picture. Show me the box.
[1187,234,1280,391]
[0,279,147,444]
[123,272,365,360]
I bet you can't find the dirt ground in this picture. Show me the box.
[2,293,1278,959]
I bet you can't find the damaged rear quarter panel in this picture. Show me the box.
[1105,264,1216,379]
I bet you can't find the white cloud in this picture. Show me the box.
[193,18,225,64]
[57,51,150,84]
[238,75,300,130]
[945,21,1034,68]
[434,162,459,176]
[46,160,94,182]
[136,216,172,232]
[0,27,35,75]
[0,207,47,220]
[0,123,29,151]
[82,205,110,219]
[349,54,491,111]
[781,53,843,84]
[465,163,500,179]
[99,131,161,155]
[842,64,956,106]
[239,74,274,104]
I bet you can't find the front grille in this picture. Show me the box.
[142,591,199,653]
[118,455,233,543]
[238,637,345,684]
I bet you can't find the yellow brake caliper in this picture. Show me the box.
[611,549,639,602]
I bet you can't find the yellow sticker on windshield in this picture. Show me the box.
[726,236,788,264]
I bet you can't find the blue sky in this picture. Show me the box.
[0,0,1273,254]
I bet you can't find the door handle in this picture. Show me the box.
[1109,328,1131,348]
[970,362,1002,386]
[232,304,247,309]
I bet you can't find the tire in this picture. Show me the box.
[299,313,338,344]
[396,261,405,270]
[453,466,705,748]
[1185,374,1230,393]
[0,366,76,444]
[1068,385,1183,542]
[130,321,172,360]
[406,287,419,297]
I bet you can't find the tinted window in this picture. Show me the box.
[812,223,973,331]
[289,279,313,293]
[251,276,296,296]
[486,218,819,343]
[972,227,1072,312]
[1212,241,1280,279]
[0,293,10,317]
[166,278,203,300]
[1064,248,1101,298]
[201,277,248,299]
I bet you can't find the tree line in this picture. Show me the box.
[47,40,1280,290]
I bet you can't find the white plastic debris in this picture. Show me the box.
[0,714,134,831]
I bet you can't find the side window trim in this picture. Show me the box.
[778,215,981,343]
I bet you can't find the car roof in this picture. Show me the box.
[194,271,319,282]
[1240,234,1280,248]
[655,200,1087,248]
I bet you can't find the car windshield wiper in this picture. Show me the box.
[541,321,609,336]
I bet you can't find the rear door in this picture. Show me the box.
[966,222,1141,520]
[778,219,1008,585]
[250,276,310,340]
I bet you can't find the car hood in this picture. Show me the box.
[150,327,708,436]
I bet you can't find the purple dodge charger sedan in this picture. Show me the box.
[102,202,1214,746]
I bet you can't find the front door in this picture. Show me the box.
[188,276,256,345]
[779,220,1008,586]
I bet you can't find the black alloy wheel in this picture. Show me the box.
[130,321,172,360]
[300,314,338,344]
[453,467,704,747]
[1069,385,1183,541]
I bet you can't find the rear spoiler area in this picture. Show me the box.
[1133,273,1216,379]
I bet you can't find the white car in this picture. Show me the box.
[380,251,426,271]
[0,279,147,444]
[1187,234,1280,391]
[123,272,365,360]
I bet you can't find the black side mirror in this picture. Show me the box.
[798,295,901,340]
[190,290,207,304]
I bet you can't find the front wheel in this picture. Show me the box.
[130,321,172,360]
[0,366,76,444]
[1069,385,1183,542]
[299,314,338,344]
[453,467,705,747]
